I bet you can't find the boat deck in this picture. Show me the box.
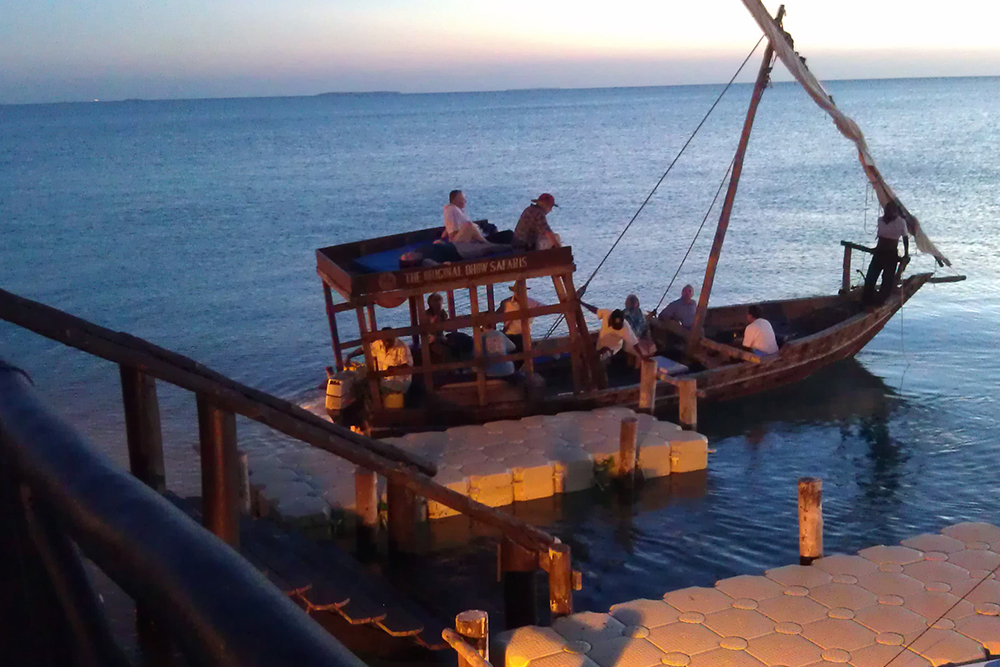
[494,523,1000,667]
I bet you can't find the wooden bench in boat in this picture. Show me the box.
[437,374,546,407]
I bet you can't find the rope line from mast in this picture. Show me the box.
[542,34,766,340]
[653,155,736,313]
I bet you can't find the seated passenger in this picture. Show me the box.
[514,193,561,251]
[443,190,488,243]
[623,294,649,338]
[347,327,413,394]
[659,284,697,329]
[426,292,473,359]
[482,328,521,385]
[497,282,543,353]
[740,305,779,356]
[581,301,642,362]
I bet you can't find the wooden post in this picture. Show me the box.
[447,290,457,320]
[678,379,698,431]
[118,363,168,659]
[416,295,435,394]
[562,272,605,390]
[841,245,852,294]
[548,543,573,619]
[500,537,538,629]
[323,283,344,372]
[119,365,166,493]
[798,477,823,565]
[639,358,657,414]
[552,274,584,393]
[238,453,250,514]
[356,306,382,411]
[689,6,785,347]
[455,610,489,666]
[355,468,378,529]
[196,396,240,548]
[469,287,488,407]
[486,284,496,318]
[408,296,421,349]
[515,280,534,380]
[619,417,638,486]
[387,481,417,553]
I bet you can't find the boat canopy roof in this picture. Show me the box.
[316,226,575,306]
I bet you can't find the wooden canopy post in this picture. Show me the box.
[689,5,785,350]
[552,274,584,393]
[447,290,457,319]
[515,280,535,380]
[469,287,488,406]
[563,272,605,390]
[416,294,435,394]
[486,284,496,318]
[322,283,344,372]
[408,296,421,349]
[356,306,382,411]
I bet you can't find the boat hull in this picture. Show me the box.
[365,273,931,434]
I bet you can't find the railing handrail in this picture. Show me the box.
[0,364,368,667]
[0,287,558,554]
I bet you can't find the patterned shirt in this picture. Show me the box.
[513,204,553,250]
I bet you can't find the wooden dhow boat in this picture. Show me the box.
[316,1,963,435]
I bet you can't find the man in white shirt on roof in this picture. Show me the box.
[442,190,487,243]
[740,305,779,356]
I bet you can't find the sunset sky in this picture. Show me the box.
[3,0,999,104]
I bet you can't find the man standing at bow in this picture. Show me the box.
[862,200,910,307]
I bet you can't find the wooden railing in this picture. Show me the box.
[0,287,575,627]
[840,240,874,293]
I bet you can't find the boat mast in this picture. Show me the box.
[688,5,785,349]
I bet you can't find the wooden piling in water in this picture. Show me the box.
[678,379,698,431]
[548,543,573,619]
[355,467,379,551]
[798,477,823,565]
[455,610,489,667]
[387,481,417,552]
[500,537,538,629]
[618,417,638,488]
[639,358,656,414]
[196,396,240,548]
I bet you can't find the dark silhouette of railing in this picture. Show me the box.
[0,359,368,667]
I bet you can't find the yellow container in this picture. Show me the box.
[383,392,405,409]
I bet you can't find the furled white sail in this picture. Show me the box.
[740,0,950,267]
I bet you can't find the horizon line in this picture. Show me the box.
[2,72,997,108]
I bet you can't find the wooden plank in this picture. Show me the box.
[119,365,165,493]
[840,240,874,254]
[690,6,785,345]
[357,307,383,411]
[366,341,572,379]
[552,275,584,393]
[698,337,762,364]
[486,284,495,315]
[196,398,240,548]
[359,302,569,343]
[469,287,488,407]
[408,296,421,349]
[323,283,345,372]
[447,290,457,319]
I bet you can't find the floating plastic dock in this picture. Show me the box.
[247,407,708,526]
[494,523,1000,667]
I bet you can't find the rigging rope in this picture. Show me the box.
[653,156,736,313]
[542,34,766,339]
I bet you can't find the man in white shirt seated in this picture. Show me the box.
[740,305,779,356]
[443,190,488,244]
[497,283,543,353]
[580,301,643,364]
[348,328,413,394]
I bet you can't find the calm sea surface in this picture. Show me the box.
[2,77,999,612]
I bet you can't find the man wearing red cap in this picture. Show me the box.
[514,193,562,251]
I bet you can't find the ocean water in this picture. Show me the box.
[2,77,1000,612]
